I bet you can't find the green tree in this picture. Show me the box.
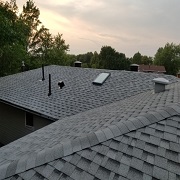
[99,46,116,69]
[116,52,130,70]
[99,46,129,70]
[0,0,29,76]
[41,33,69,66]
[76,52,93,68]
[65,54,77,66]
[154,43,180,75]
[0,0,70,76]
[132,52,142,64]
[90,51,100,68]
[19,0,42,52]
[141,55,153,65]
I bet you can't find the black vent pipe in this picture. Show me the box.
[42,64,45,81]
[48,74,52,96]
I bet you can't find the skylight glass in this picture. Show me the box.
[93,73,110,85]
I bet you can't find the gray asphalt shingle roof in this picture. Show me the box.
[0,65,177,120]
[0,65,180,180]
[1,105,180,180]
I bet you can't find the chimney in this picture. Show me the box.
[152,78,169,93]
[74,61,82,67]
[130,64,139,72]
[48,74,52,96]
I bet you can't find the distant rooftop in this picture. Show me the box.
[139,64,166,73]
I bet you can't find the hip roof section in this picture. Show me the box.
[1,104,180,180]
[0,65,177,120]
[0,81,179,168]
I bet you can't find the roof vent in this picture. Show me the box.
[74,61,82,67]
[21,61,25,72]
[130,64,139,72]
[58,81,65,89]
[153,77,169,93]
[42,64,45,81]
[93,73,110,85]
[48,74,52,96]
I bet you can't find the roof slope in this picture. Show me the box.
[0,66,180,179]
[0,81,179,179]
[0,65,176,120]
[0,82,179,167]
[1,104,180,180]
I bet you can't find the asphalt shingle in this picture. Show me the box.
[0,66,180,180]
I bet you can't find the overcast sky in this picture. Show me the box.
[16,0,180,57]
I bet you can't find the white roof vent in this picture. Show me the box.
[153,77,169,93]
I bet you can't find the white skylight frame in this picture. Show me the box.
[93,73,110,85]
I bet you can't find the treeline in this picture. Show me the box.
[75,43,180,76]
[76,48,153,70]
[0,0,180,77]
[0,0,71,76]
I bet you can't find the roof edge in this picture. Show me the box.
[1,104,180,179]
[0,99,57,122]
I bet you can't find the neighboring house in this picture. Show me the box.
[0,65,180,179]
[139,64,166,73]
[131,64,166,74]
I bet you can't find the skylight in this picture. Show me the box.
[93,73,110,85]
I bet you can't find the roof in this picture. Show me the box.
[139,65,166,73]
[1,104,180,180]
[0,65,175,121]
[0,66,180,179]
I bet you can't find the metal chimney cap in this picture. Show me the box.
[74,61,82,63]
[130,64,139,66]
[153,78,169,85]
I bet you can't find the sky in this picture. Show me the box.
[15,0,180,58]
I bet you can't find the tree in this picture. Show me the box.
[0,0,28,76]
[40,33,69,66]
[154,43,180,75]
[76,52,93,68]
[90,51,100,68]
[0,0,70,76]
[19,0,42,52]
[141,55,153,65]
[0,0,28,47]
[132,52,142,64]
[99,46,116,69]
[116,52,130,70]
[99,46,129,70]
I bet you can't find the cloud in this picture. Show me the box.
[98,33,140,44]
[16,0,180,57]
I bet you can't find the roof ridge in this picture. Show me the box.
[1,104,180,179]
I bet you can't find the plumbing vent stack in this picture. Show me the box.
[42,64,45,81]
[48,74,52,96]
[153,77,169,93]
